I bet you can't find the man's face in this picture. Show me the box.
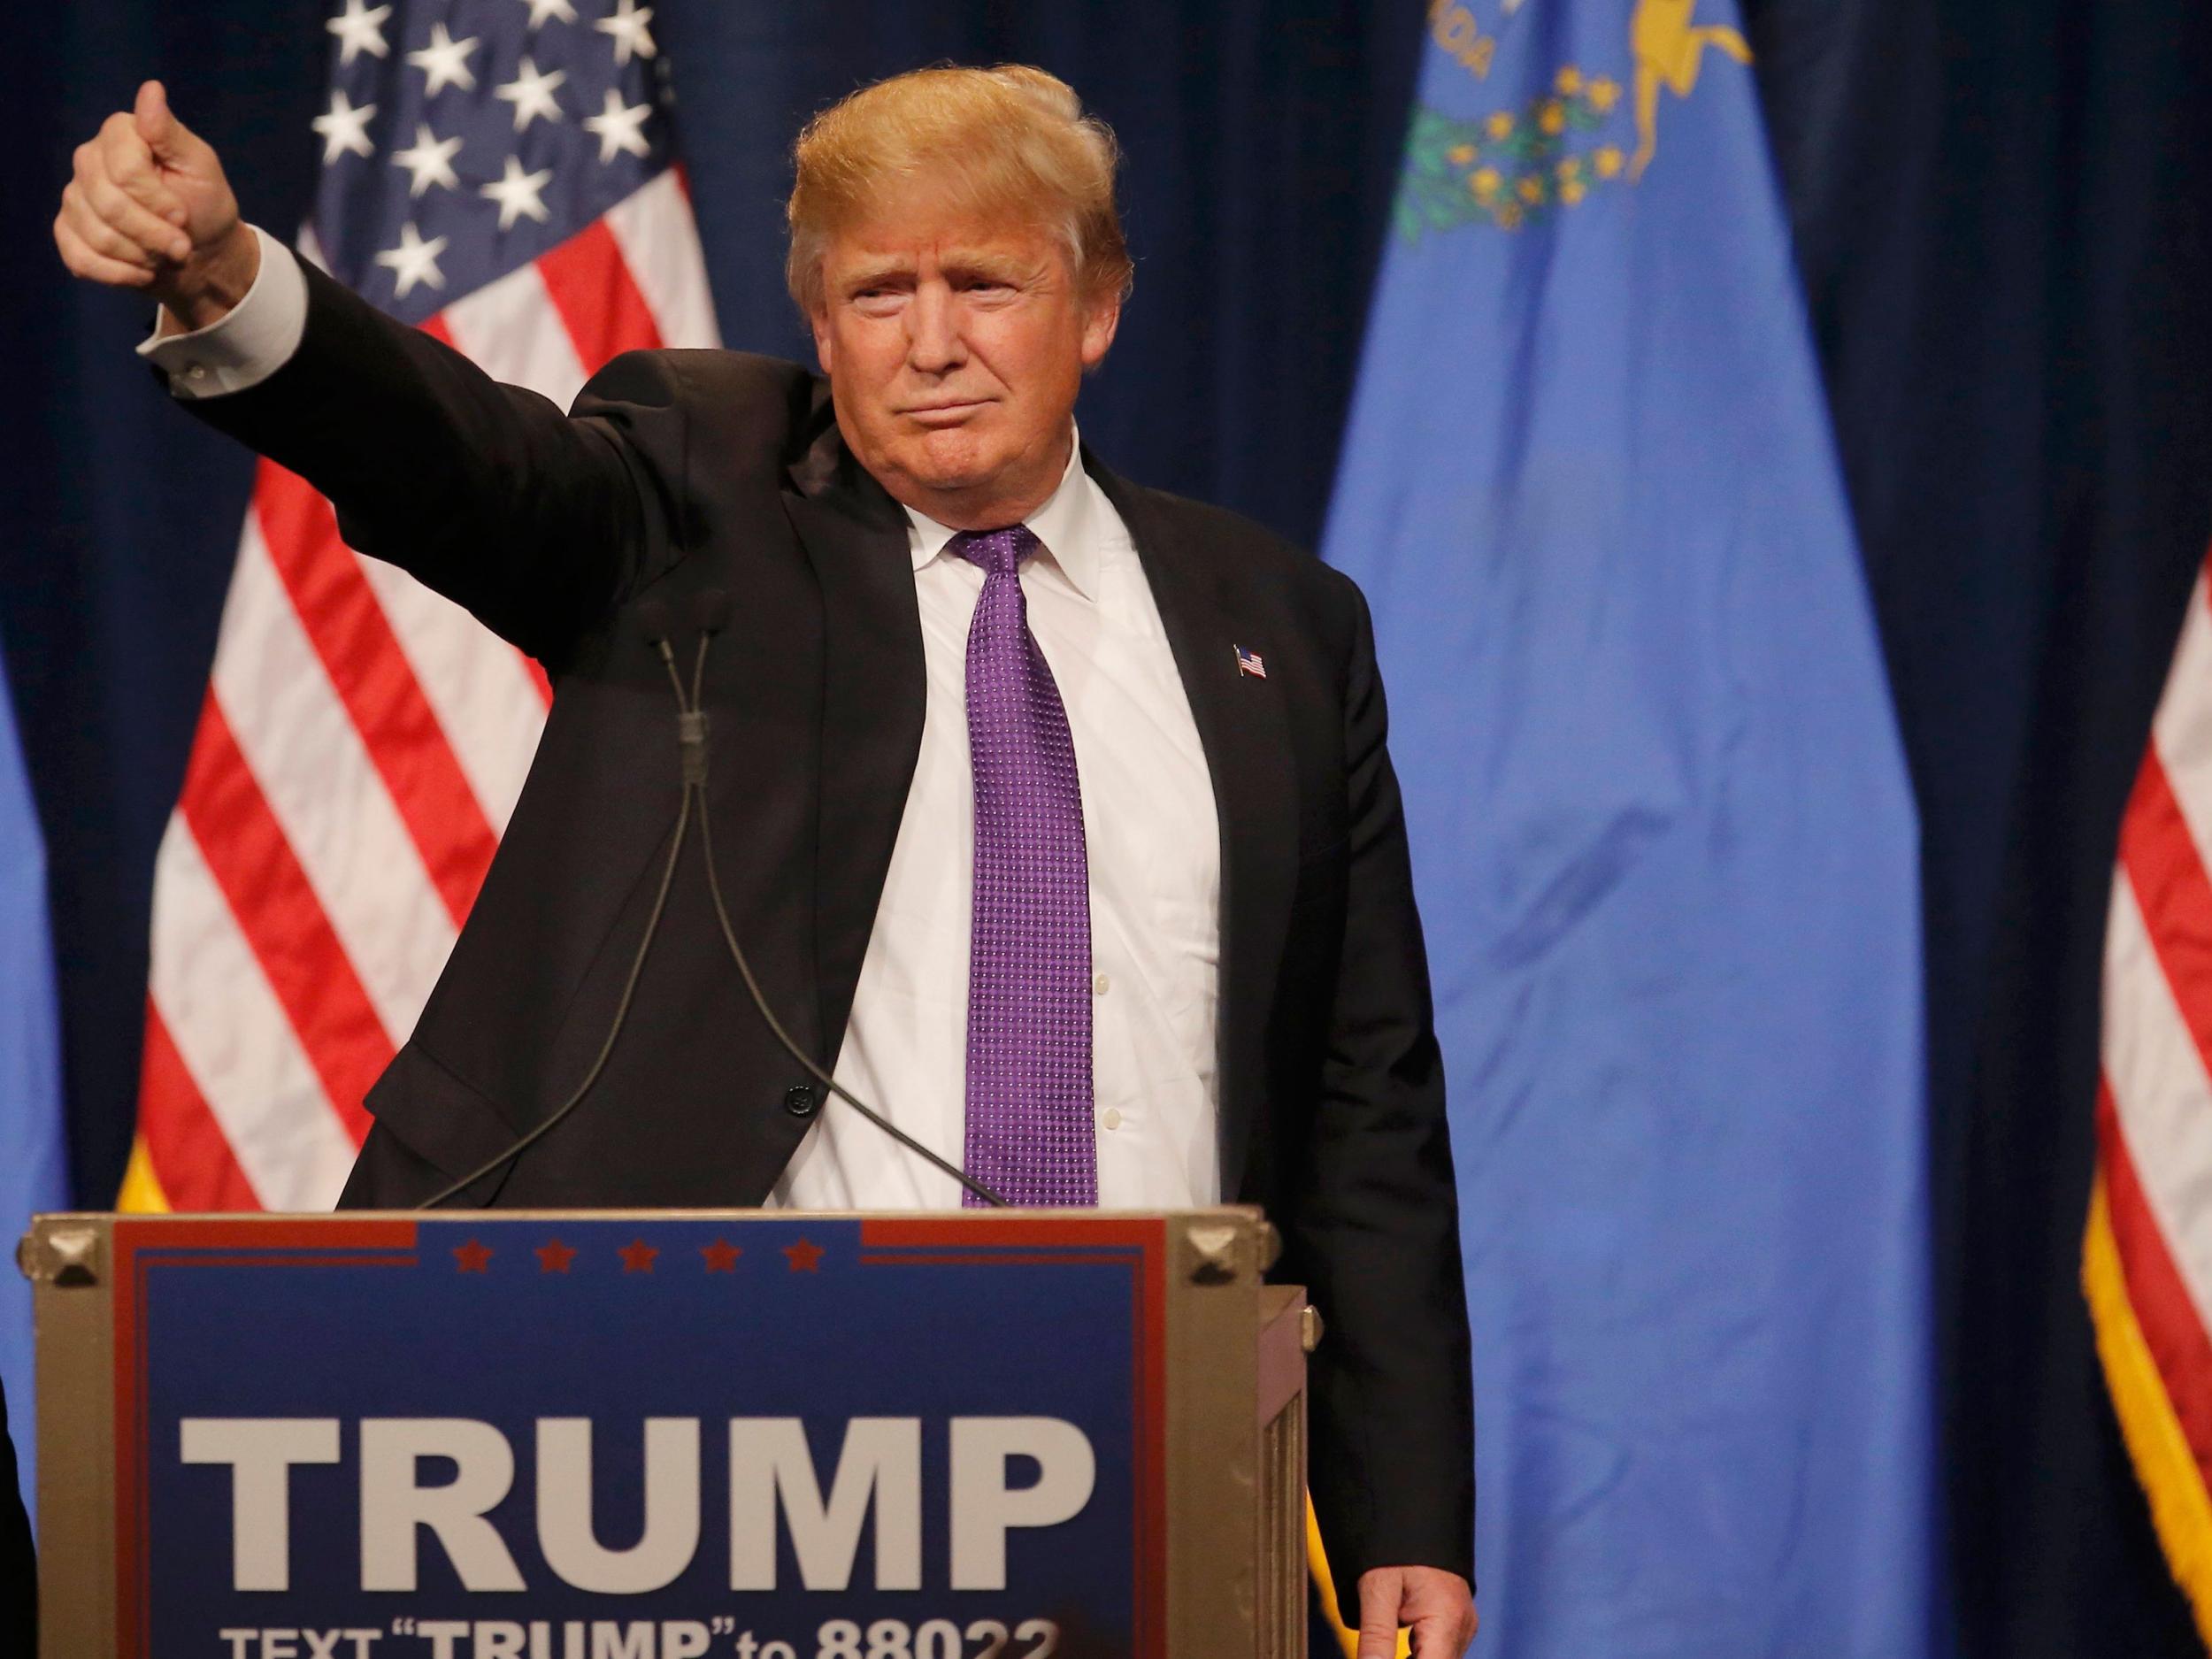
[810,192,1121,529]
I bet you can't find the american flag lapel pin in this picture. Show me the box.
[1235,644,1267,679]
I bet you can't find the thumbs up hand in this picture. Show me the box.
[55,80,257,331]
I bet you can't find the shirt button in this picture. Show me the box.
[1102,1108,1122,1131]
[187,365,207,380]
[1093,972,1110,996]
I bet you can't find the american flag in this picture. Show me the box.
[2086,539,2212,1636]
[126,0,719,1211]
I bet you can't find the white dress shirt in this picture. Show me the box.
[142,238,1226,1210]
[773,441,1224,1210]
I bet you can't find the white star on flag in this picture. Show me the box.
[391,125,464,197]
[405,21,479,96]
[373,223,449,298]
[594,0,656,65]
[494,56,567,131]
[325,0,392,66]
[583,88,652,164]
[480,155,554,230]
[311,88,377,164]
[518,0,577,26]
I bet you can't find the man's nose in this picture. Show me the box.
[905,286,965,373]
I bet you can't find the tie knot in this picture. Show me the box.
[948,524,1041,579]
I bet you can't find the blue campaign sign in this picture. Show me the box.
[111,1215,1167,1659]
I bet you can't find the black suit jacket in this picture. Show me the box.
[185,251,1473,1586]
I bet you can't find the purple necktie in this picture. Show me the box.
[950,525,1097,1207]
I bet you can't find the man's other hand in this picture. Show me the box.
[54,79,253,332]
[1357,1564,1478,1657]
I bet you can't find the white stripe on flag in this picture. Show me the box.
[606,171,723,349]
[148,818,358,1210]
[2104,868,2212,1335]
[442,258,592,408]
[210,518,456,1043]
[2155,572,2212,858]
[356,557,548,833]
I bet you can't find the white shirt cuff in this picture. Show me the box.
[137,225,308,400]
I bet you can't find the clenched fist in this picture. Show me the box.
[54,79,255,332]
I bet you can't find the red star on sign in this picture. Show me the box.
[535,1238,578,1273]
[700,1239,742,1272]
[781,1237,824,1273]
[618,1239,660,1274]
[452,1239,493,1273]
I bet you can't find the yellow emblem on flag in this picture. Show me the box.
[1398,0,1751,238]
[1629,0,1752,178]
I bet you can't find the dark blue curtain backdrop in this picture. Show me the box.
[1752,0,2212,1655]
[1748,1,2212,1654]
[8,3,2212,1653]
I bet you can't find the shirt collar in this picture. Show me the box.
[901,426,1100,601]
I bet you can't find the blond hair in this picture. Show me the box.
[786,65,1133,312]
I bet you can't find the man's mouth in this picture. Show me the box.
[902,399,989,426]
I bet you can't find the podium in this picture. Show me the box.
[20,1208,1314,1659]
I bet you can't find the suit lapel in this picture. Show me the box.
[782,443,926,1071]
[1090,457,1298,1202]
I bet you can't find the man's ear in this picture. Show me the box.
[1079,290,1122,372]
[810,303,835,376]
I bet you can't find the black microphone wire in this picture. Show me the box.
[687,753,1007,1209]
[674,603,1005,1206]
[419,609,1006,1210]
[416,775,693,1210]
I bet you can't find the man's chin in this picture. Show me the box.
[896,434,1000,495]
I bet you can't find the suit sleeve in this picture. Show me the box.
[177,250,689,669]
[1296,576,1477,1589]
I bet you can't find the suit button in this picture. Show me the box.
[783,1084,819,1119]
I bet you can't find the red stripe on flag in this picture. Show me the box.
[2099,1080,2212,1480]
[2121,747,2212,1075]
[535,219,664,372]
[250,461,500,924]
[175,695,388,1143]
[139,999,262,1210]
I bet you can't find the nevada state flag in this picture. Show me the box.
[1320,2,1935,1654]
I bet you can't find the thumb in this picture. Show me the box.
[134,80,197,162]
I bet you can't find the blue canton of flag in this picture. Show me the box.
[311,0,672,318]
[1323,2,1934,1654]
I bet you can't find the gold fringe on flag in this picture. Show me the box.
[1306,1491,1412,1659]
[115,1132,173,1214]
[2084,1170,2212,1647]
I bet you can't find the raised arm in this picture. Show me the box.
[55,80,678,667]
